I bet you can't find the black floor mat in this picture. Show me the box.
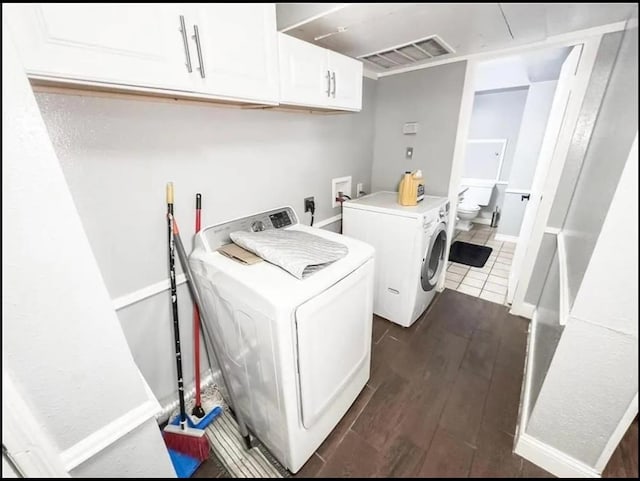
[449,241,493,268]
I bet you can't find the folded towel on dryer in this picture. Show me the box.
[229,229,348,279]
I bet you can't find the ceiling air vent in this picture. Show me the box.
[360,35,454,69]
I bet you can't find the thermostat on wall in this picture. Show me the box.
[403,122,419,134]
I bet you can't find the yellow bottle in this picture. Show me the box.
[398,171,417,206]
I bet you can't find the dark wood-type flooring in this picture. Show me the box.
[193,288,638,478]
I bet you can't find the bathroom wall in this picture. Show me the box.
[371,61,468,196]
[466,86,529,218]
[35,79,377,408]
[3,29,174,477]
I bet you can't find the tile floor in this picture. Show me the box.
[445,224,516,306]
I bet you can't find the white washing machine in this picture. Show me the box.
[189,206,374,474]
[342,191,449,327]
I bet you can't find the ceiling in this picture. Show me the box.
[276,3,637,74]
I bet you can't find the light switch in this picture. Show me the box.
[406,147,413,159]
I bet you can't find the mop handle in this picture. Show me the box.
[172,217,252,442]
[167,183,187,428]
[194,193,202,407]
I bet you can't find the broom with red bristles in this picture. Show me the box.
[163,182,209,467]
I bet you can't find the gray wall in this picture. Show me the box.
[508,81,558,190]
[371,61,467,196]
[468,87,529,183]
[35,79,377,407]
[466,86,529,218]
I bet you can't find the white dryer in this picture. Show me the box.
[189,206,374,474]
[342,191,449,327]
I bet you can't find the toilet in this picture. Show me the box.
[456,179,495,231]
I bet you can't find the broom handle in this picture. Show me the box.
[194,194,202,407]
[172,217,252,447]
[167,183,188,429]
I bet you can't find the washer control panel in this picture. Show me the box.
[197,206,298,252]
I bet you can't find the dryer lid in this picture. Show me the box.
[190,224,375,309]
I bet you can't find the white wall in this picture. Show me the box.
[3,26,174,476]
[35,80,377,408]
[371,61,467,196]
[474,55,530,91]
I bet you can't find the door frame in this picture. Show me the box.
[438,25,624,304]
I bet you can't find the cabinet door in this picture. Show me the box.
[189,4,279,104]
[327,50,363,111]
[278,33,330,109]
[3,4,193,92]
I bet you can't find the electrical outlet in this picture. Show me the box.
[356,183,364,197]
[304,196,315,213]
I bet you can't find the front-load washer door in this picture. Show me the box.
[421,222,447,291]
[295,259,373,429]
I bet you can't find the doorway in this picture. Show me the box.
[443,37,602,311]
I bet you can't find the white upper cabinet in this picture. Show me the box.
[3,3,194,92]
[3,3,280,104]
[327,50,363,111]
[187,4,279,103]
[278,33,363,111]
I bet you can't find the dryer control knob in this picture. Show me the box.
[251,221,265,232]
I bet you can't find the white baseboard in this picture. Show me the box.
[510,301,536,319]
[314,214,342,229]
[495,233,519,243]
[514,432,600,478]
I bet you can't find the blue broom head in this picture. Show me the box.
[167,448,201,478]
[170,405,223,430]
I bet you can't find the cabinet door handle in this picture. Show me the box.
[179,16,192,73]
[521,194,531,202]
[326,70,331,97]
[192,25,205,78]
[331,71,336,98]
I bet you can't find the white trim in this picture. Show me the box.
[495,233,519,243]
[595,393,639,472]
[440,60,478,291]
[112,274,187,311]
[2,372,70,477]
[505,188,532,195]
[378,21,625,78]
[60,399,160,471]
[278,4,349,33]
[515,308,537,440]
[514,432,600,478]
[556,232,570,326]
[544,226,562,235]
[510,35,602,311]
[472,217,492,225]
[509,301,536,319]
[363,69,379,80]
[314,213,342,229]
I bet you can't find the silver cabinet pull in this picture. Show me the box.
[331,71,336,98]
[179,15,192,73]
[326,70,331,97]
[193,25,205,78]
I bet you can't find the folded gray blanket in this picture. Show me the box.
[229,229,348,279]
